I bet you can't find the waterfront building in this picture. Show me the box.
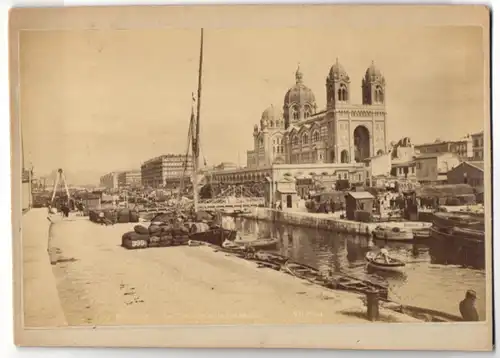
[141,154,193,189]
[415,136,472,161]
[390,137,417,180]
[414,152,461,184]
[471,131,484,160]
[247,60,388,168]
[22,168,33,211]
[447,161,484,190]
[99,172,119,190]
[117,170,142,189]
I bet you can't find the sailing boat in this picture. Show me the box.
[185,29,237,246]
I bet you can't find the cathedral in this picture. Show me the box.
[246,59,388,168]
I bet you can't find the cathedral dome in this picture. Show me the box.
[260,105,283,129]
[261,105,281,122]
[284,66,316,107]
[328,58,350,82]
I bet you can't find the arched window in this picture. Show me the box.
[375,86,384,103]
[338,84,348,101]
[313,131,320,142]
[341,150,349,163]
[302,133,309,145]
[291,106,299,120]
[270,120,274,127]
[293,136,298,146]
[337,89,342,101]
[304,106,311,118]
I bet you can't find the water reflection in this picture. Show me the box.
[230,217,487,320]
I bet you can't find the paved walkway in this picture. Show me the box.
[22,209,67,327]
[47,218,419,326]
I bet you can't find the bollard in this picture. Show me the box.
[366,290,380,322]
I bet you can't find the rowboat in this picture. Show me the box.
[283,261,328,285]
[373,226,414,241]
[247,251,289,265]
[383,302,463,322]
[189,227,237,247]
[365,251,406,273]
[283,261,389,299]
[234,237,279,250]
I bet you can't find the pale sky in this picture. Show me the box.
[19,26,485,183]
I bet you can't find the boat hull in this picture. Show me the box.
[189,228,237,247]
[235,238,279,250]
[373,229,414,241]
[366,261,405,273]
[365,252,406,273]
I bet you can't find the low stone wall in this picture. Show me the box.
[239,207,377,237]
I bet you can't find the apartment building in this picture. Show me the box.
[141,154,193,189]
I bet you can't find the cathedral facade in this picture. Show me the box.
[247,60,388,168]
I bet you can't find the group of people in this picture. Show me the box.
[47,199,86,218]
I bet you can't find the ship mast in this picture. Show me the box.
[192,28,204,213]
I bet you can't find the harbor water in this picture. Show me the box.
[225,217,487,320]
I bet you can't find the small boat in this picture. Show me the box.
[413,228,431,239]
[383,302,463,322]
[284,261,389,299]
[283,261,327,285]
[247,251,289,265]
[432,212,484,231]
[189,227,237,247]
[430,225,484,244]
[365,251,406,273]
[373,226,414,241]
[234,237,279,250]
[327,273,389,300]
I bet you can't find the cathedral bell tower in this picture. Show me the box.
[326,58,351,109]
[362,61,386,105]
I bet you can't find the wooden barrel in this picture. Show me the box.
[129,210,140,223]
[117,208,131,223]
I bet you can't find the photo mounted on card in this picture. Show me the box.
[10,4,492,351]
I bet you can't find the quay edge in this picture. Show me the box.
[233,208,378,236]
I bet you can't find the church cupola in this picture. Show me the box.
[283,64,317,129]
[362,61,386,105]
[326,58,351,109]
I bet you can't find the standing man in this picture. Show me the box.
[459,290,479,321]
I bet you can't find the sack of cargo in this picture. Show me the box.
[149,236,161,244]
[122,232,149,250]
[148,224,162,235]
[160,224,173,232]
[121,231,134,246]
[173,235,189,245]
[134,225,149,235]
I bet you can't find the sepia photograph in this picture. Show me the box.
[10,5,492,350]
